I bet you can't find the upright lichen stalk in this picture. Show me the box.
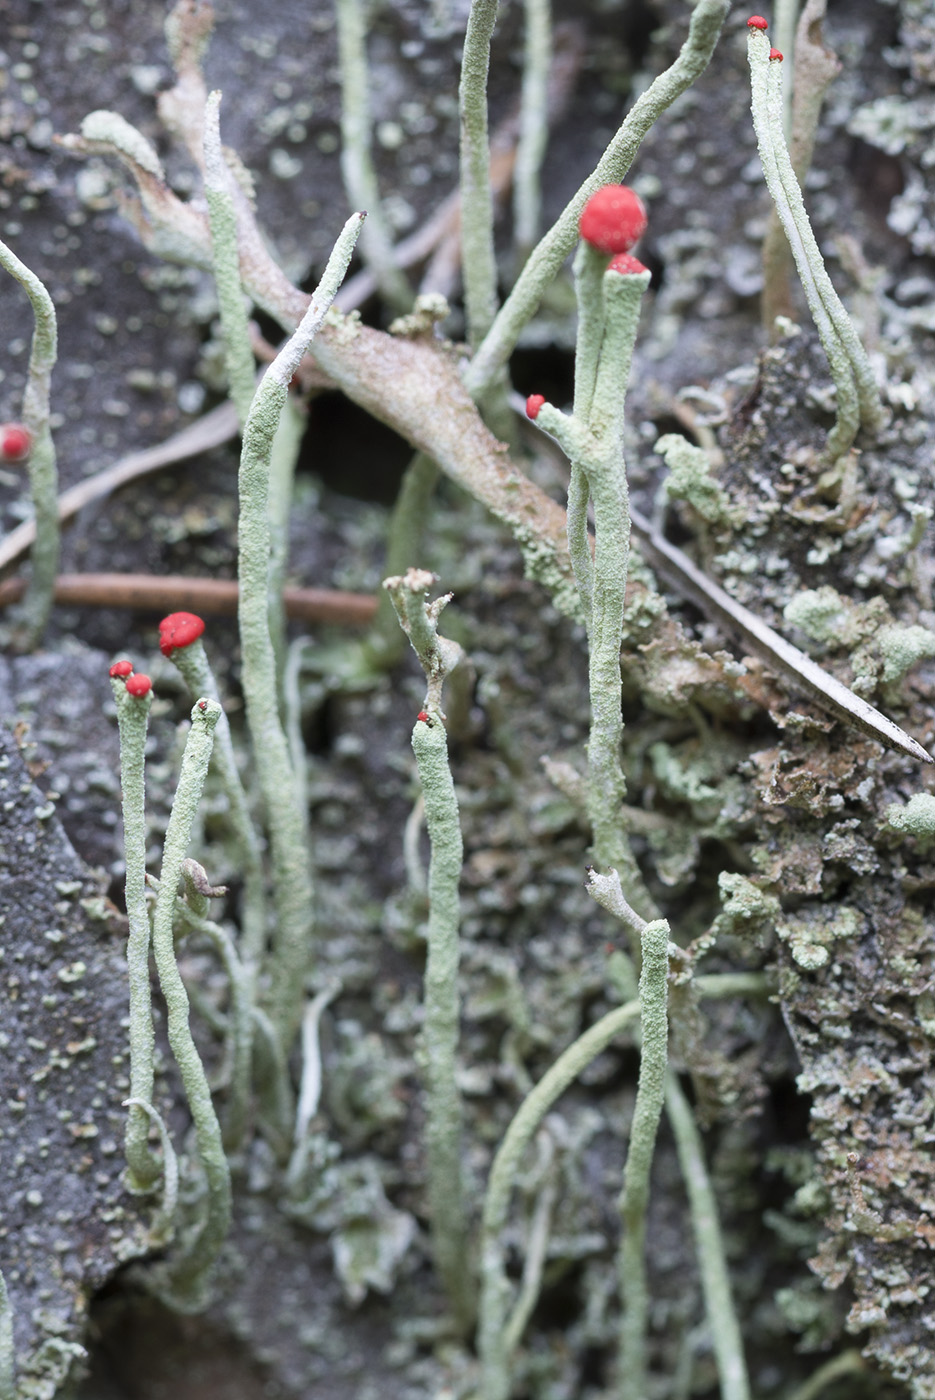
[237,212,363,1044]
[149,698,231,1307]
[0,239,58,645]
[384,568,474,1330]
[110,665,162,1192]
[527,187,651,919]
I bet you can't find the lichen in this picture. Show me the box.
[656,432,737,528]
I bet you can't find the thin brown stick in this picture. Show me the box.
[0,572,376,626]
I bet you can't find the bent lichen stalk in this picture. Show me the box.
[149,698,231,1308]
[746,24,884,459]
[237,211,363,1046]
[111,674,162,1193]
[0,238,58,645]
[478,997,642,1400]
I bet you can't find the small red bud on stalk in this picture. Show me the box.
[417,710,430,722]
[109,660,134,679]
[747,14,769,28]
[578,185,648,255]
[158,611,206,657]
[0,423,32,463]
[125,673,152,698]
[525,394,546,420]
[607,253,649,276]
[769,47,783,60]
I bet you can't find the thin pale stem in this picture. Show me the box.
[335,0,411,311]
[112,679,162,1192]
[459,0,501,351]
[149,698,232,1308]
[164,638,267,974]
[0,1270,14,1400]
[618,919,669,1400]
[238,212,363,1044]
[665,1073,751,1400]
[367,451,441,667]
[0,238,58,645]
[513,0,552,258]
[203,91,256,429]
[479,999,641,1400]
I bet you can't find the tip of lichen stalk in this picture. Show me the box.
[747,15,769,28]
[158,611,206,656]
[125,673,152,698]
[578,185,647,256]
[769,46,783,60]
[607,253,649,276]
[109,660,134,679]
[526,394,546,420]
[0,423,32,463]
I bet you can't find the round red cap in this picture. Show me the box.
[525,394,546,420]
[747,15,769,28]
[769,47,783,59]
[578,185,648,255]
[158,611,206,657]
[125,673,152,698]
[109,660,134,678]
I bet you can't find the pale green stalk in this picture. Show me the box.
[478,998,641,1400]
[787,1350,865,1400]
[774,0,799,138]
[0,238,58,644]
[459,0,501,351]
[513,0,552,258]
[532,265,651,916]
[665,1074,750,1400]
[267,396,306,694]
[747,29,884,457]
[150,697,231,1308]
[618,918,669,1400]
[251,1005,294,1161]
[465,0,729,397]
[123,1098,180,1246]
[163,637,267,973]
[111,677,162,1193]
[588,866,749,1400]
[501,1131,558,1356]
[238,211,363,1045]
[335,0,411,311]
[0,1269,13,1400]
[175,888,253,1155]
[385,571,472,1328]
[203,91,256,429]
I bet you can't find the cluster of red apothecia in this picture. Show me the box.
[525,183,649,422]
[108,612,208,698]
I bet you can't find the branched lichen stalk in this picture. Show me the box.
[0,238,58,644]
[464,0,728,397]
[618,918,669,1400]
[203,91,256,429]
[459,0,501,351]
[238,212,363,1044]
[123,1097,180,1246]
[112,678,162,1192]
[335,0,411,311]
[150,698,232,1307]
[478,999,641,1400]
[368,452,440,667]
